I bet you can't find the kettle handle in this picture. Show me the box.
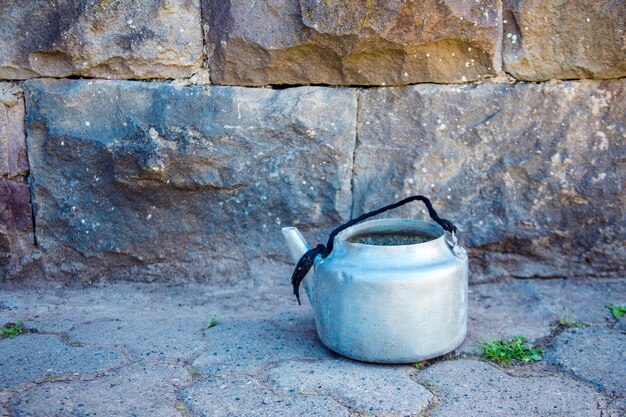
[290,195,457,304]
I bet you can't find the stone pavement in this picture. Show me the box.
[1,277,625,417]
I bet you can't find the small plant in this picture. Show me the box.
[297,386,305,394]
[1,320,24,339]
[606,304,626,319]
[426,380,438,387]
[412,362,423,370]
[554,307,581,329]
[205,315,218,329]
[479,336,543,364]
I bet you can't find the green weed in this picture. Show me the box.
[479,336,543,364]
[205,315,218,329]
[555,307,581,329]
[606,305,626,319]
[1,320,24,339]
[412,362,423,370]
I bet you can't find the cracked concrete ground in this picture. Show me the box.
[1,277,625,417]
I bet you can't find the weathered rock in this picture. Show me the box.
[179,375,350,416]
[205,0,500,86]
[0,83,22,106]
[8,362,191,417]
[0,84,28,178]
[546,327,626,397]
[355,79,625,281]
[417,360,606,416]
[0,179,31,242]
[0,83,37,280]
[0,178,36,280]
[0,0,203,80]
[503,0,626,81]
[24,79,356,282]
[0,334,124,391]
[261,359,433,415]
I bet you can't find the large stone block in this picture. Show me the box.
[355,79,625,281]
[180,375,349,417]
[0,0,203,80]
[0,84,28,178]
[24,79,356,282]
[0,83,36,280]
[205,0,500,86]
[261,359,433,415]
[9,362,190,417]
[416,360,604,416]
[546,327,626,397]
[503,0,626,80]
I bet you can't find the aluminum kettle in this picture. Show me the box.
[282,195,468,364]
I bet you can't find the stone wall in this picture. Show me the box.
[0,0,624,283]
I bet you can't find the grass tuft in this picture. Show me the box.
[205,315,218,329]
[412,362,423,370]
[554,307,582,329]
[606,304,626,319]
[479,336,543,364]
[1,320,24,339]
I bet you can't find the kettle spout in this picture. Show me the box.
[281,227,316,306]
[281,227,311,264]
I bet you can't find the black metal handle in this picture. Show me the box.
[290,195,456,304]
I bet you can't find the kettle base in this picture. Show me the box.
[318,328,467,365]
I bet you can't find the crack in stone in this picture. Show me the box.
[3,72,626,87]
[248,369,355,415]
[5,356,198,417]
[172,339,224,401]
[468,275,509,285]
[63,317,122,335]
[177,357,355,414]
[182,363,204,382]
[534,324,625,402]
[197,0,211,77]
[174,368,353,415]
[349,88,360,220]
[10,319,115,346]
[192,354,340,380]
[412,391,441,417]
[23,317,134,358]
[454,321,621,409]
[0,320,143,401]
[13,93,38,252]
[173,400,192,417]
[0,353,135,409]
[255,357,432,416]
[417,359,615,416]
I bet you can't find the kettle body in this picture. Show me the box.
[282,217,468,363]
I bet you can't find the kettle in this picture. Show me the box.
[282,195,468,363]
